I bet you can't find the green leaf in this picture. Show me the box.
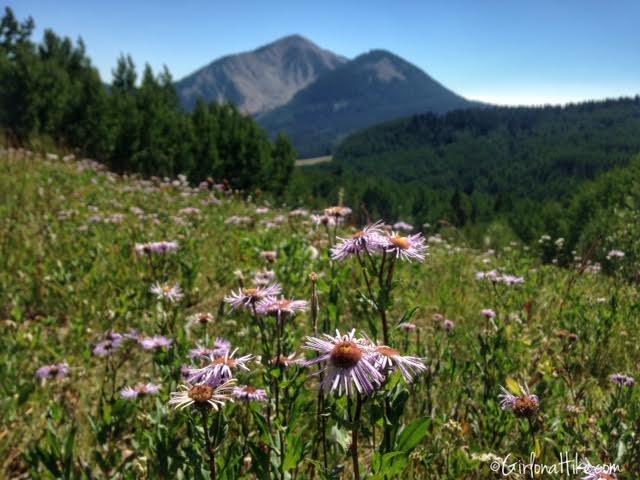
[396,417,430,453]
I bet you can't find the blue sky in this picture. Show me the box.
[7,0,640,105]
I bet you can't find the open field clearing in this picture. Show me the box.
[1,148,639,479]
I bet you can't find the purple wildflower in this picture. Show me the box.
[35,362,70,380]
[233,385,268,402]
[150,282,183,303]
[188,349,253,385]
[139,335,173,350]
[330,221,386,261]
[120,383,161,400]
[384,232,428,262]
[224,284,282,311]
[302,329,383,396]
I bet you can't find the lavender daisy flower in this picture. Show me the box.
[443,319,455,332]
[169,379,236,411]
[188,349,253,385]
[330,221,386,261]
[393,221,414,232]
[610,373,635,387]
[256,297,308,317]
[120,383,161,400]
[372,345,427,383]
[254,270,276,286]
[150,282,183,303]
[311,214,336,228]
[135,240,179,256]
[398,322,417,333]
[606,249,625,260]
[384,232,428,262]
[481,309,496,319]
[139,335,173,350]
[233,385,268,402]
[498,384,539,418]
[189,339,232,360]
[187,312,215,328]
[93,333,124,357]
[500,274,525,286]
[224,284,282,310]
[35,362,70,380]
[580,458,618,480]
[303,329,383,397]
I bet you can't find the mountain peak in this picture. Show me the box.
[176,36,347,114]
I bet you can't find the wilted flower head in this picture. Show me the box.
[384,232,428,262]
[139,335,173,350]
[224,284,282,310]
[610,373,635,387]
[169,379,236,411]
[35,362,70,380]
[120,383,161,400]
[188,348,252,385]
[271,352,303,368]
[256,297,308,317]
[150,282,183,303]
[330,221,386,261]
[498,383,539,418]
[303,329,383,396]
[233,385,268,402]
[260,250,278,263]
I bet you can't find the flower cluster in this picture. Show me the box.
[35,362,70,381]
[302,329,426,396]
[610,373,635,387]
[475,270,524,285]
[331,221,428,263]
[134,240,178,256]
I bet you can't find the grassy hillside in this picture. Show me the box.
[2,148,640,478]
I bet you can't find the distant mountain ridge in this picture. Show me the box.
[175,35,347,114]
[175,36,479,156]
[256,49,477,156]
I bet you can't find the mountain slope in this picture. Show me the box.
[175,35,347,114]
[257,49,478,156]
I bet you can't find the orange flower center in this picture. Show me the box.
[375,346,399,357]
[242,386,257,394]
[188,385,214,402]
[212,357,236,368]
[513,396,539,418]
[330,341,363,369]
[390,236,410,250]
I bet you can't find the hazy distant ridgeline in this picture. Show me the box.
[174,37,478,157]
[289,97,640,242]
